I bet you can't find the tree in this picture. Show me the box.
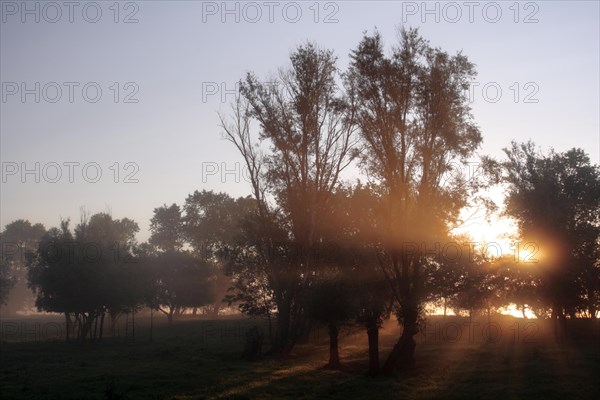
[28,213,140,342]
[184,190,249,258]
[448,248,499,321]
[222,197,289,345]
[422,237,478,318]
[147,250,216,324]
[350,261,391,376]
[501,142,600,324]
[0,259,16,306]
[492,254,544,319]
[146,192,248,319]
[184,190,255,316]
[304,272,355,369]
[0,220,46,314]
[326,183,393,376]
[347,28,482,374]
[220,42,357,354]
[149,204,185,252]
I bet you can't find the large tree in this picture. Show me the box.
[220,42,357,354]
[501,142,600,324]
[347,28,482,374]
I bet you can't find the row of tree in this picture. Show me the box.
[214,27,599,374]
[0,215,212,341]
[1,28,598,376]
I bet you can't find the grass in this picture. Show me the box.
[1,315,599,399]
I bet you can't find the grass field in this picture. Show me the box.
[1,314,599,399]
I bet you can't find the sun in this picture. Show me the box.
[513,242,541,264]
[452,210,518,257]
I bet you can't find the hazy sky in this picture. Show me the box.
[1,0,599,243]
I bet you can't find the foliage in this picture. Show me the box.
[145,250,217,324]
[501,142,600,319]
[27,213,140,341]
[346,27,482,373]
[0,220,46,311]
[221,41,358,354]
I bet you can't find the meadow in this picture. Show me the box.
[1,315,599,400]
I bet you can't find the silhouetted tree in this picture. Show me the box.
[149,203,185,252]
[327,183,393,376]
[449,248,499,321]
[0,220,46,313]
[501,142,600,324]
[347,28,482,374]
[28,213,139,341]
[148,251,216,324]
[304,271,355,369]
[0,259,15,306]
[422,237,475,318]
[221,42,357,355]
[491,254,543,319]
[184,190,254,316]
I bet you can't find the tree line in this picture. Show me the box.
[1,28,598,376]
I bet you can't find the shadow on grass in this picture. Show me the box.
[1,316,598,399]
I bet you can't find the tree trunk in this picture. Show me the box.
[98,312,105,341]
[109,313,117,337]
[87,315,94,342]
[149,308,154,343]
[211,301,221,318]
[81,314,92,342]
[266,312,273,344]
[269,297,291,355]
[382,315,418,375]
[65,313,70,342]
[552,301,565,342]
[76,314,82,341]
[92,312,99,341]
[366,321,380,376]
[325,323,341,369]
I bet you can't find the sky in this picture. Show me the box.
[1,0,599,246]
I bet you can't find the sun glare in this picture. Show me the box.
[499,304,536,319]
[514,244,541,264]
[452,210,518,257]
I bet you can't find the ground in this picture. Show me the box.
[0,314,598,399]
